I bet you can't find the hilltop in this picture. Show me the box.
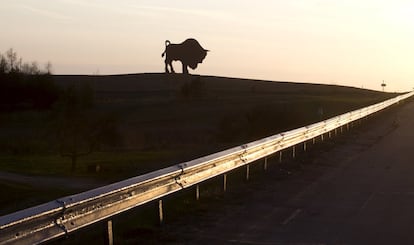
[54,73,380,95]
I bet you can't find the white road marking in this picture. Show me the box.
[282,208,302,225]
[359,192,375,212]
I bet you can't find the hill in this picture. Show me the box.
[0,73,397,214]
[54,73,395,153]
[0,73,397,179]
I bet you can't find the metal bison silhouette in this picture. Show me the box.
[161,38,209,74]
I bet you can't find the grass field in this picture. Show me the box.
[0,73,399,215]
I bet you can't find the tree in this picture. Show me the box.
[45,61,52,74]
[6,48,18,73]
[0,55,7,74]
[56,83,120,173]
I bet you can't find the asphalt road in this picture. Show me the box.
[164,99,414,245]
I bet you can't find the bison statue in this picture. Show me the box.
[161,38,209,74]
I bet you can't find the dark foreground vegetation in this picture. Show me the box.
[0,66,399,218]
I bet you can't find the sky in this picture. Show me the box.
[1,0,413,92]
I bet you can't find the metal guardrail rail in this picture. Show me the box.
[1,91,413,244]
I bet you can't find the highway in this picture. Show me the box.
[165,99,414,244]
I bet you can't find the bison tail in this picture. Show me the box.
[162,40,171,57]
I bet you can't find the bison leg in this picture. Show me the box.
[182,62,189,74]
[165,62,169,73]
[169,62,175,73]
[165,59,175,73]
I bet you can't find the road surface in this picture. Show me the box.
[163,99,414,244]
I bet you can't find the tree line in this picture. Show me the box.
[0,49,58,111]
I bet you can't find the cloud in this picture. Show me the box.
[14,3,72,21]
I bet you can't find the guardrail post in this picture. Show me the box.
[321,134,324,142]
[312,137,316,144]
[292,146,296,158]
[279,151,283,163]
[223,174,227,192]
[103,220,113,245]
[246,164,250,181]
[158,199,164,225]
[303,141,307,152]
[196,184,200,201]
[264,157,268,171]
[328,131,332,139]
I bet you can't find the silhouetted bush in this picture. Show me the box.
[180,76,206,99]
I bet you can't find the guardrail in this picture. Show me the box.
[1,91,413,244]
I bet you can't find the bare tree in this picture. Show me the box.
[45,61,52,74]
[57,83,119,173]
[0,55,7,74]
[6,48,18,73]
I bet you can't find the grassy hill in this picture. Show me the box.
[54,73,395,151]
[1,73,397,178]
[0,73,398,215]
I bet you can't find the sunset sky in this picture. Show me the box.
[1,0,413,92]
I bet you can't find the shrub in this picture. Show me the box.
[0,49,60,111]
